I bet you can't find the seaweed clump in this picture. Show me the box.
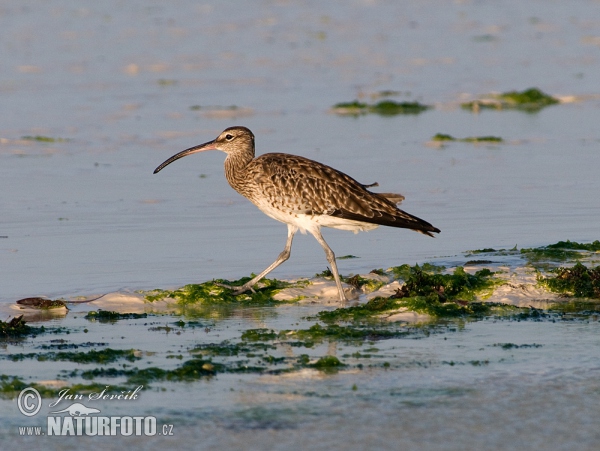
[521,240,600,266]
[21,135,67,143]
[0,316,42,338]
[144,278,290,305]
[391,265,497,302]
[539,263,600,299]
[85,310,147,323]
[462,88,559,113]
[546,240,600,252]
[332,100,431,116]
[387,265,500,317]
[432,133,503,143]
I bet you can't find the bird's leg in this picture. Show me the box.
[219,224,297,296]
[310,228,349,303]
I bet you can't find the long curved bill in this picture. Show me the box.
[153,139,219,174]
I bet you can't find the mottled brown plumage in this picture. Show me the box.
[154,126,440,302]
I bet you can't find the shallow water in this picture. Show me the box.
[1,1,600,449]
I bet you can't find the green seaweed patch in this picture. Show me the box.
[504,306,549,322]
[6,348,141,364]
[539,263,600,299]
[432,133,503,143]
[342,274,386,292]
[546,240,600,252]
[0,316,44,338]
[394,296,492,317]
[466,248,498,254]
[241,328,278,342]
[521,240,600,268]
[39,341,109,350]
[0,376,128,399]
[144,278,292,305]
[390,265,499,302]
[311,355,345,373]
[80,358,234,385]
[192,341,276,357]
[317,296,399,323]
[281,323,412,344]
[85,310,148,322]
[0,376,59,399]
[21,135,68,143]
[315,268,333,279]
[81,360,221,384]
[465,246,519,257]
[462,88,559,113]
[389,263,446,279]
[546,300,600,316]
[190,104,240,111]
[157,79,178,86]
[493,343,543,350]
[332,100,431,116]
[465,260,494,266]
[521,247,581,264]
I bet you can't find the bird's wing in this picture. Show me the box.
[250,153,439,236]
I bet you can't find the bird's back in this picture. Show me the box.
[229,152,440,236]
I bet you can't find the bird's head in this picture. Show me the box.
[153,126,255,174]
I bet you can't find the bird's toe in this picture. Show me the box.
[216,282,256,296]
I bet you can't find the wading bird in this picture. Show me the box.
[154,126,440,302]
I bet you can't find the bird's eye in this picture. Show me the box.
[225,134,234,141]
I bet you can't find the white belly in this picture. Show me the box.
[256,203,379,234]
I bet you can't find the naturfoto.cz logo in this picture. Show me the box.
[16,385,174,437]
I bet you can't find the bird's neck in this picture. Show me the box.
[224,150,254,191]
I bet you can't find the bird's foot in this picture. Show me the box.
[215,282,256,296]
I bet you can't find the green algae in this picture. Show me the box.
[493,343,543,350]
[6,240,598,393]
[315,268,333,278]
[466,248,499,254]
[312,355,345,373]
[332,100,431,116]
[520,240,599,266]
[389,263,447,279]
[432,133,503,143]
[39,341,109,350]
[0,316,44,339]
[539,263,600,299]
[313,264,502,323]
[21,135,67,143]
[389,265,499,302]
[157,78,178,86]
[5,348,141,364]
[241,328,278,341]
[462,87,559,113]
[546,240,600,252]
[521,247,581,264]
[0,375,59,399]
[80,358,224,384]
[191,341,276,358]
[317,296,399,323]
[85,310,148,322]
[0,376,127,399]
[280,323,414,345]
[144,277,292,305]
[190,104,240,111]
[343,274,386,292]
